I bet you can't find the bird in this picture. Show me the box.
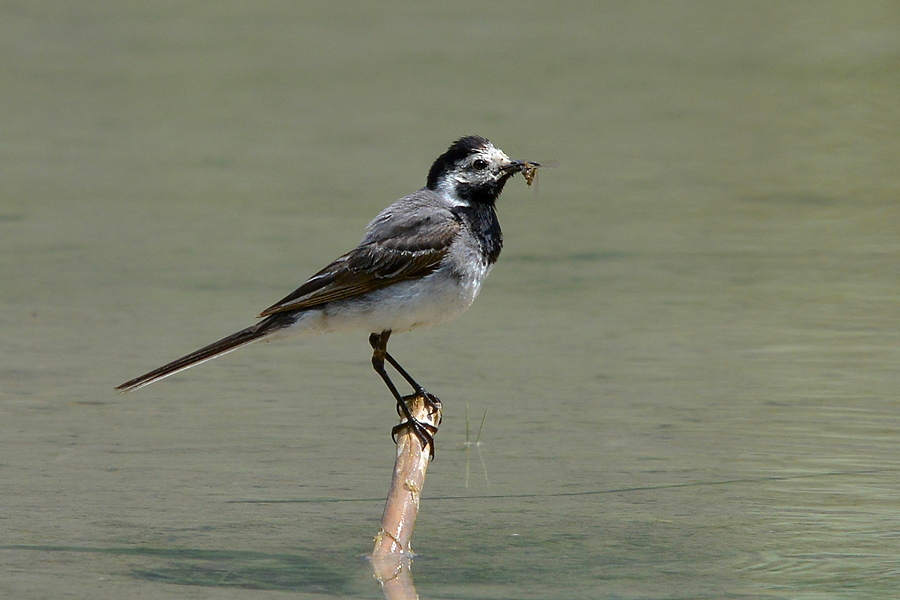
[116,135,538,456]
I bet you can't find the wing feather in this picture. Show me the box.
[257,215,460,317]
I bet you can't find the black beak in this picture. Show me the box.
[502,159,540,173]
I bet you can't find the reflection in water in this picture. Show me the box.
[463,402,490,488]
[372,554,419,600]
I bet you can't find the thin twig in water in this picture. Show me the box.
[464,402,489,488]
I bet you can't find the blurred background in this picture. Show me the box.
[2,2,898,598]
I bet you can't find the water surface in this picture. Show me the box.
[2,2,898,598]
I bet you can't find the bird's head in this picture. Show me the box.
[426,135,533,206]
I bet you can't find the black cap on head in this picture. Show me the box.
[426,135,491,190]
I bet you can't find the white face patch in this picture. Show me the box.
[435,142,514,206]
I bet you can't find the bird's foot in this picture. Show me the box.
[395,389,443,424]
[393,392,442,459]
[391,418,438,458]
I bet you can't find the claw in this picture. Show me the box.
[420,392,443,425]
[391,418,437,459]
[370,331,441,460]
[392,392,440,459]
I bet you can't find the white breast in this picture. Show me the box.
[276,258,492,338]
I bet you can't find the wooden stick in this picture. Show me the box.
[371,394,441,587]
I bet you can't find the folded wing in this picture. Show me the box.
[258,213,461,317]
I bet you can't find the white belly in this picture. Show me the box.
[276,260,491,338]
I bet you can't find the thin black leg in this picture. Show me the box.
[369,331,439,457]
[383,351,443,423]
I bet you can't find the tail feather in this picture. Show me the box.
[115,317,284,393]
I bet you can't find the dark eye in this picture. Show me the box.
[472,159,488,171]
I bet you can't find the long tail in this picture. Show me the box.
[115,315,289,393]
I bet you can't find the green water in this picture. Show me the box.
[2,2,898,598]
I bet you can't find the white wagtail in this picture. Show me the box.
[116,135,539,455]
